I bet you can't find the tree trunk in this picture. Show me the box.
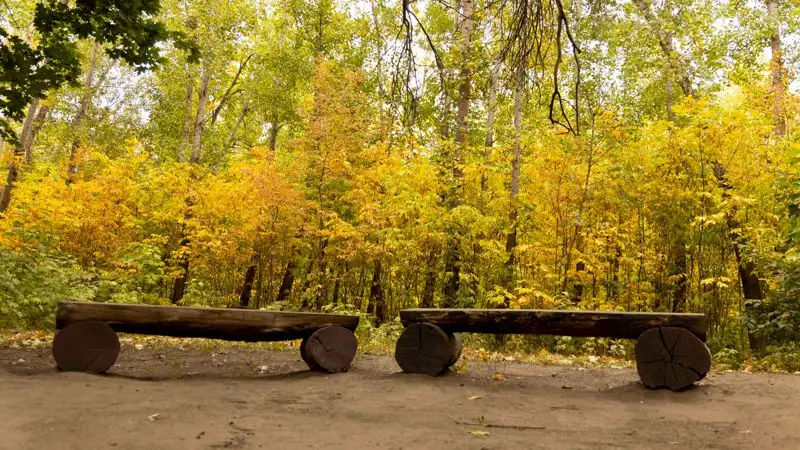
[367,259,386,326]
[420,250,438,308]
[0,99,39,214]
[277,260,297,302]
[443,0,475,308]
[670,242,687,312]
[66,43,112,183]
[26,104,50,165]
[712,163,764,351]
[504,64,524,302]
[239,252,259,308]
[179,75,194,162]
[191,62,211,164]
[170,234,190,305]
[171,60,211,305]
[453,0,474,154]
[768,0,785,137]
[268,121,280,152]
[227,100,250,151]
[332,269,341,305]
[665,67,674,120]
[482,59,501,191]
[633,0,693,97]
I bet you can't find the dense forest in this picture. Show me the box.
[0,0,798,363]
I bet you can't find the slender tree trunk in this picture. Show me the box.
[191,62,211,164]
[332,268,341,305]
[670,241,687,312]
[0,99,39,214]
[227,100,250,151]
[171,61,211,305]
[504,64,524,303]
[609,243,622,302]
[314,255,329,311]
[420,249,438,308]
[170,233,190,305]
[482,59,501,191]
[179,76,194,162]
[713,163,764,350]
[768,0,786,137]
[453,0,474,154]
[665,67,674,120]
[66,44,113,183]
[367,259,386,325]
[443,0,475,308]
[571,139,593,304]
[26,104,50,165]
[633,0,693,97]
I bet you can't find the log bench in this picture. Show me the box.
[52,301,360,374]
[394,308,711,391]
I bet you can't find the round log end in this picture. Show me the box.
[52,321,120,374]
[395,322,460,376]
[635,326,711,391]
[303,326,358,373]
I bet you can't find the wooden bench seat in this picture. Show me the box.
[395,308,711,391]
[52,301,360,374]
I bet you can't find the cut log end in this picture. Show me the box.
[52,321,120,374]
[635,326,712,391]
[395,322,461,376]
[302,326,358,373]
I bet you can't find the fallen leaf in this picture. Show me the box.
[467,395,482,400]
[468,430,490,436]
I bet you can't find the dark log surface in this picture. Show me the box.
[52,321,120,373]
[448,333,463,367]
[300,336,321,370]
[400,309,706,341]
[395,323,461,376]
[56,301,359,342]
[635,327,712,391]
[303,326,358,373]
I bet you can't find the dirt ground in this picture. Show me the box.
[1,344,799,450]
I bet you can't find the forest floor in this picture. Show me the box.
[1,341,800,449]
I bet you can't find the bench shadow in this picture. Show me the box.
[104,369,322,382]
[599,379,713,402]
[3,364,337,382]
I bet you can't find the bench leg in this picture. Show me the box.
[395,322,462,376]
[635,326,711,391]
[301,326,358,373]
[52,321,120,374]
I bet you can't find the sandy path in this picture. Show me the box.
[1,346,798,449]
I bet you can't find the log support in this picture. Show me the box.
[301,325,358,373]
[52,321,120,374]
[635,326,711,391]
[395,322,462,376]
